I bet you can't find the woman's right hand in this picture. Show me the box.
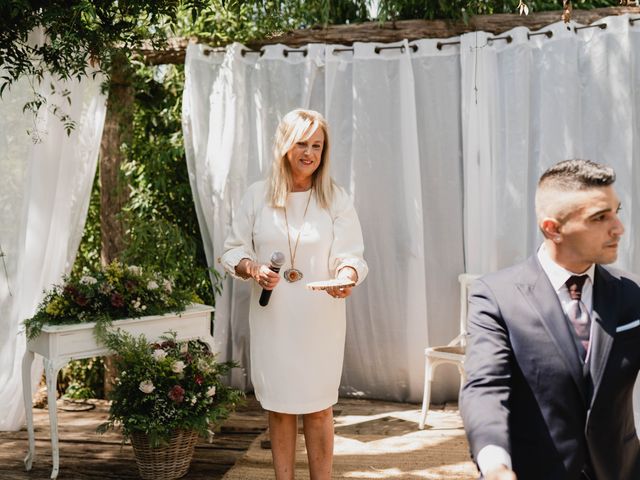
[238,259,280,290]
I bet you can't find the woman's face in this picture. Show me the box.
[286,127,325,185]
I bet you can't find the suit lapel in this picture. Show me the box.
[517,256,588,405]
[588,265,617,406]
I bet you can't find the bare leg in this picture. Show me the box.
[302,407,334,480]
[268,411,297,480]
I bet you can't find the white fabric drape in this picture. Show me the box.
[0,73,106,430]
[184,13,640,404]
[462,16,640,274]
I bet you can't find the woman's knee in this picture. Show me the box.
[303,407,333,424]
[269,411,297,424]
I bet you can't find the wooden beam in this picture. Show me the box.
[140,6,640,65]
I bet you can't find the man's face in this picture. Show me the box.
[555,185,625,271]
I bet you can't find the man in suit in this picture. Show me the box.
[460,159,640,480]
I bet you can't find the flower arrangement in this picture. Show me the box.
[24,262,194,340]
[97,330,243,447]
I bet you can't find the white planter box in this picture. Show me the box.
[27,303,215,360]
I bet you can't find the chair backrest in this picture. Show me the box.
[457,273,482,347]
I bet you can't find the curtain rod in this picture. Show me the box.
[202,18,639,57]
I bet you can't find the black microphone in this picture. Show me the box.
[259,251,285,306]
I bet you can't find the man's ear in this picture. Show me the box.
[540,218,562,243]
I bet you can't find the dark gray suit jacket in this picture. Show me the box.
[460,255,640,480]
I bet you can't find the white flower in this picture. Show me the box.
[132,297,142,310]
[190,397,197,406]
[147,280,159,290]
[128,265,143,276]
[139,380,155,394]
[197,358,211,373]
[206,386,216,397]
[180,343,189,354]
[152,349,167,361]
[171,361,185,373]
[163,279,173,293]
[80,275,97,285]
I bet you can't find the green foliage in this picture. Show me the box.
[97,330,243,447]
[0,0,208,92]
[58,357,105,400]
[376,0,613,21]
[180,0,371,45]
[74,171,102,275]
[118,63,219,305]
[24,261,193,340]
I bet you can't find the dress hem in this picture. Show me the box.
[257,396,338,415]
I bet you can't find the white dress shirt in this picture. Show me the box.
[476,244,595,476]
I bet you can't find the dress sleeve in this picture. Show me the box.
[328,187,369,285]
[221,185,258,281]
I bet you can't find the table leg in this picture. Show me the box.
[22,349,36,470]
[44,358,63,480]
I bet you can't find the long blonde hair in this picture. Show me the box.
[267,109,334,209]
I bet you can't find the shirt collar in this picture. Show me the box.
[537,243,596,293]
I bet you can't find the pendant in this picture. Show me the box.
[284,268,303,283]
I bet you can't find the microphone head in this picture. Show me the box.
[270,251,286,268]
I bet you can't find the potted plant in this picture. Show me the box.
[98,329,244,480]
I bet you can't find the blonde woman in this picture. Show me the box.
[222,108,368,479]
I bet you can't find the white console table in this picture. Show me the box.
[21,303,214,479]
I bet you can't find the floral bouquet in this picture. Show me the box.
[97,330,243,447]
[24,262,194,340]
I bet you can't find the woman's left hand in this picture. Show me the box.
[327,267,357,299]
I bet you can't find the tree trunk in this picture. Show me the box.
[99,53,134,396]
[100,53,133,267]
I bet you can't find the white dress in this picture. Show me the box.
[221,181,368,414]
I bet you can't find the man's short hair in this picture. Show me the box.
[538,159,615,191]
[535,159,616,224]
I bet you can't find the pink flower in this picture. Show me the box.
[168,385,185,403]
[194,374,204,385]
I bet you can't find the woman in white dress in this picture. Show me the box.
[221,108,368,479]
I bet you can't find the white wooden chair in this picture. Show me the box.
[419,273,481,429]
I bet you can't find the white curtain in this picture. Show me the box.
[462,16,640,274]
[0,72,107,430]
[184,13,640,404]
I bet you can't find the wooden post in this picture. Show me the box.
[99,52,132,267]
[99,52,134,395]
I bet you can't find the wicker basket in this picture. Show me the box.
[130,429,199,480]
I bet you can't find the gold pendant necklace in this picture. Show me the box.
[283,189,312,283]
